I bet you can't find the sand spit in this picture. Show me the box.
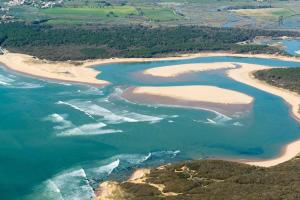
[227,63,300,167]
[227,63,300,121]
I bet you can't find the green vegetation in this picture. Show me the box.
[42,6,138,16]
[103,157,300,199]
[2,0,299,28]
[1,23,299,61]
[254,68,300,95]
[232,8,296,18]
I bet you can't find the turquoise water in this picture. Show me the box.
[0,56,300,200]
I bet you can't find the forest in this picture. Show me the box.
[254,68,300,95]
[0,23,299,60]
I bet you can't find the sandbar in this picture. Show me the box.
[143,62,237,77]
[122,85,253,116]
[130,86,253,104]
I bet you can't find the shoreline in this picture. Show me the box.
[2,51,300,167]
[227,63,300,167]
[0,51,300,87]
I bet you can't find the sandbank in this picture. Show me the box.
[122,85,253,116]
[143,62,237,77]
[129,86,253,104]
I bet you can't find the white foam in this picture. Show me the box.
[56,101,94,119]
[197,111,233,126]
[57,100,164,124]
[44,113,73,130]
[57,122,122,137]
[114,153,152,165]
[151,150,180,158]
[48,168,95,200]
[90,159,120,175]
[0,74,14,85]
[233,122,243,126]
[79,86,104,96]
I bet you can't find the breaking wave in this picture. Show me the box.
[45,168,95,200]
[45,113,122,137]
[27,150,180,200]
[44,113,73,130]
[57,122,122,137]
[56,100,164,124]
[0,74,43,89]
[56,101,94,119]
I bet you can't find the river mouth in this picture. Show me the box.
[1,55,300,200]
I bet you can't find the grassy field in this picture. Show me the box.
[42,6,138,16]
[232,8,296,18]
[3,0,300,28]
[39,5,183,25]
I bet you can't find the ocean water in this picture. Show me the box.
[0,56,300,200]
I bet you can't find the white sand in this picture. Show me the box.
[132,85,253,104]
[143,62,236,77]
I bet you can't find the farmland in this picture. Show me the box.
[1,0,300,29]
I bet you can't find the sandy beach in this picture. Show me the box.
[129,86,253,104]
[227,63,300,167]
[0,53,110,86]
[0,51,300,86]
[143,62,237,77]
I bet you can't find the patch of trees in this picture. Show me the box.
[254,68,300,94]
[222,5,272,11]
[0,23,299,60]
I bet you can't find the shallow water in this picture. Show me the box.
[282,39,300,56]
[1,56,300,200]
